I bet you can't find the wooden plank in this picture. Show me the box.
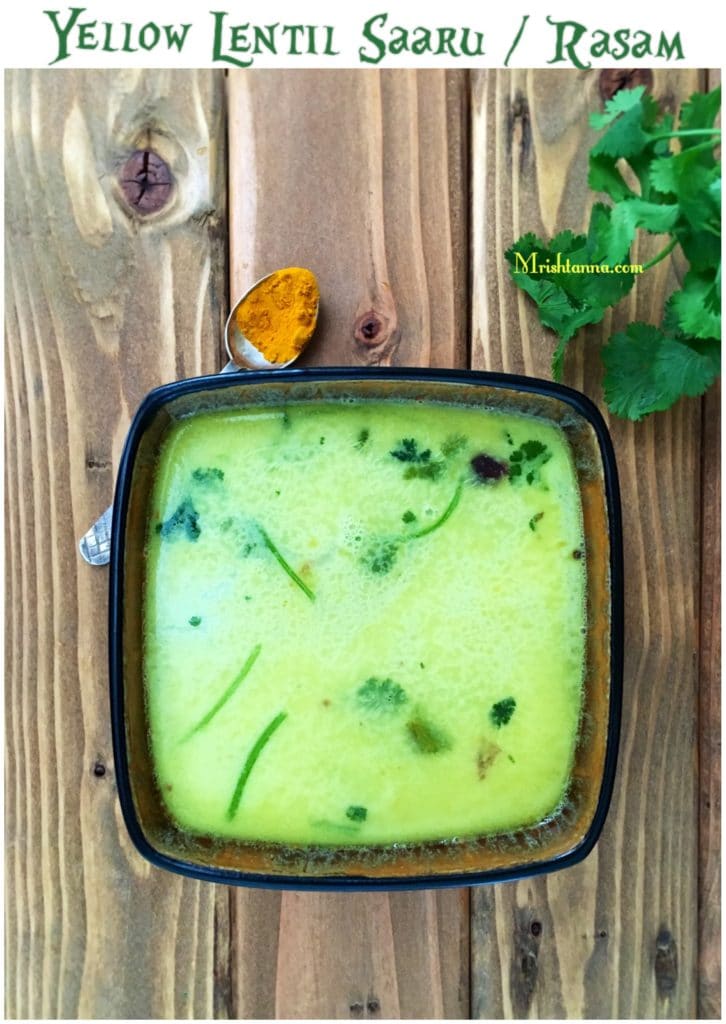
[698,69,721,1020]
[4,69,228,1019]
[225,69,470,1020]
[470,67,704,1019]
[699,381,721,1021]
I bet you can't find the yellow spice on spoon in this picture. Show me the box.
[234,267,319,365]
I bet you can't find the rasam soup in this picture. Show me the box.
[143,399,586,846]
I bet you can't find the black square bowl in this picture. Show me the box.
[109,367,623,890]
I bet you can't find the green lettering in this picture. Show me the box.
[77,20,98,50]
[253,24,278,54]
[323,26,339,55]
[514,252,537,274]
[210,10,253,68]
[101,21,116,52]
[611,28,631,59]
[139,22,161,51]
[411,26,432,55]
[359,12,387,64]
[230,24,252,53]
[44,6,86,64]
[121,22,136,52]
[657,30,683,60]
[546,16,591,70]
[388,26,408,55]
[631,30,652,58]
[163,23,192,51]
[436,27,458,56]
[282,24,305,54]
[589,29,610,59]
[460,27,485,57]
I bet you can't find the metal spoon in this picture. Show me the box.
[225,267,319,370]
[79,268,319,565]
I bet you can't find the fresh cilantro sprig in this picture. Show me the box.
[505,85,721,420]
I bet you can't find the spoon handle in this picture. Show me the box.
[79,505,113,565]
[78,360,242,565]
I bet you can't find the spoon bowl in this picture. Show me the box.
[225,267,320,371]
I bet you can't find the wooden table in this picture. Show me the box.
[5,67,720,1020]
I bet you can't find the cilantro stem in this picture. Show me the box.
[674,139,724,157]
[311,819,361,834]
[182,644,262,742]
[258,526,315,601]
[641,237,679,272]
[651,129,721,141]
[408,479,464,540]
[226,711,288,820]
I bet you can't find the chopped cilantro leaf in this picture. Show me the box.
[156,499,201,541]
[508,441,551,486]
[192,467,224,483]
[357,677,408,712]
[361,539,399,575]
[346,805,367,822]
[520,440,547,460]
[188,615,202,627]
[403,460,445,480]
[402,510,417,524]
[390,438,432,463]
[406,715,451,754]
[355,428,370,449]
[529,512,544,531]
[490,697,516,728]
[441,433,467,457]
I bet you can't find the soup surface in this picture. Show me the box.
[144,398,586,846]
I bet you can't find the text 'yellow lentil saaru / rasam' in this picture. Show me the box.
[144,399,587,846]
[234,267,319,365]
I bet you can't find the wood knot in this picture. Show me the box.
[654,927,678,996]
[353,285,398,364]
[118,149,173,214]
[599,69,654,103]
[354,311,386,346]
[507,91,531,171]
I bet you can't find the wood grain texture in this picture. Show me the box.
[698,69,721,1022]
[4,69,228,1019]
[5,64,718,1022]
[225,69,470,1020]
[698,381,720,1021]
[470,68,704,1019]
[228,69,468,371]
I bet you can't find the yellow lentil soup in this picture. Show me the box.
[143,399,587,847]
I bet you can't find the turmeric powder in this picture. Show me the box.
[235,267,319,365]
